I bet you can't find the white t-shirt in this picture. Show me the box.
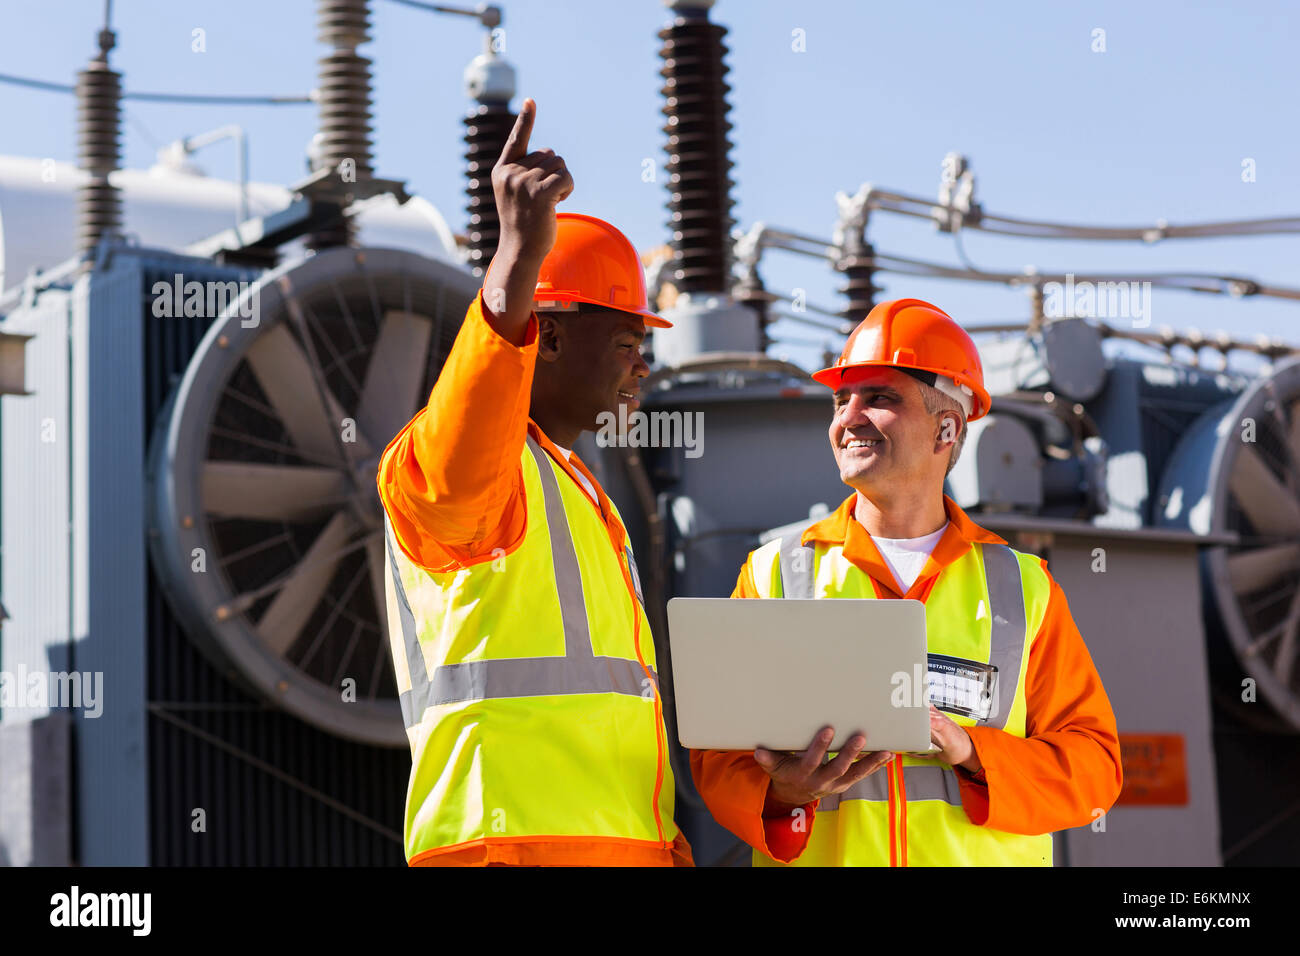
[871,521,949,594]
[552,444,599,504]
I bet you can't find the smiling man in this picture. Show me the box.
[690,297,1123,867]
[377,99,692,866]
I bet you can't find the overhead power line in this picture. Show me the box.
[0,71,314,105]
[867,187,1300,242]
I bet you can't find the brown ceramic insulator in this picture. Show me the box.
[658,11,737,294]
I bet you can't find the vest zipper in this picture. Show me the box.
[886,758,896,866]
[897,755,909,867]
[884,755,909,867]
[608,504,667,850]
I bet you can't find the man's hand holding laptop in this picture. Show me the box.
[920,703,983,773]
[754,726,892,812]
[754,704,980,813]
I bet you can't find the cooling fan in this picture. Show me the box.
[1159,356,1300,732]
[148,246,479,746]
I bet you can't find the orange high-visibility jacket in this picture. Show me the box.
[689,493,1123,864]
[378,290,693,867]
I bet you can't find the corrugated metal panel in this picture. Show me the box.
[0,288,73,721]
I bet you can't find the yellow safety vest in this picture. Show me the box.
[747,533,1054,867]
[384,435,678,863]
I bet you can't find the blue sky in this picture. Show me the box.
[4,0,1298,371]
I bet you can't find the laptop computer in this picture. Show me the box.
[667,597,933,753]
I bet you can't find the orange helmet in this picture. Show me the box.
[532,213,672,328]
[812,298,991,421]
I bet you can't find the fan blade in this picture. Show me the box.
[245,323,346,465]
[278,293,375,461]
[257,511,356,657]
[1230,444,1300,535]
[1227,543,1300,596]
[203,461,349,522]
[356,310,434,449]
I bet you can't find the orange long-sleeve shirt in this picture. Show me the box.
[377,289,693,866]
[689,492,1123,864]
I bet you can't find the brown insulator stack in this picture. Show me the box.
[309,0,376,249]
[658,2,736,295]
[463,102,515,277]
[76,28,122,264]
[837,244,880,321]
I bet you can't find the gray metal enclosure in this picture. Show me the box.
[1,246,413,866]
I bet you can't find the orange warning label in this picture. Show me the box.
[1117,733,1188,806]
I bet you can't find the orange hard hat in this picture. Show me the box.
[812,298,991,421]
[533,213,672,328]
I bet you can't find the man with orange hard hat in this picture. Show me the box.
[690,297,1123,866]
[377,98,692,866]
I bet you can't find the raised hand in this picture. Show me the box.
[481,98,574,343]
[491,97,574,267]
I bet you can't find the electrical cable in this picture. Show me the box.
[768,309,852,335]
[124,108,161,150]
[952,227,983,273]
[0,72,314,105]
[865,187,1300,241]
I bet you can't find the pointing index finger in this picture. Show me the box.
[499,97,536,165]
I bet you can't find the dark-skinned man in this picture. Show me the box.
[691,298,1122,866]
[378,99,692,866]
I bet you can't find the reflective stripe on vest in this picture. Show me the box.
[778,536,815,600]
[386,518,431,730]
[776,534,1025,731]
[386,435,654,730]
[817,764,962,811]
